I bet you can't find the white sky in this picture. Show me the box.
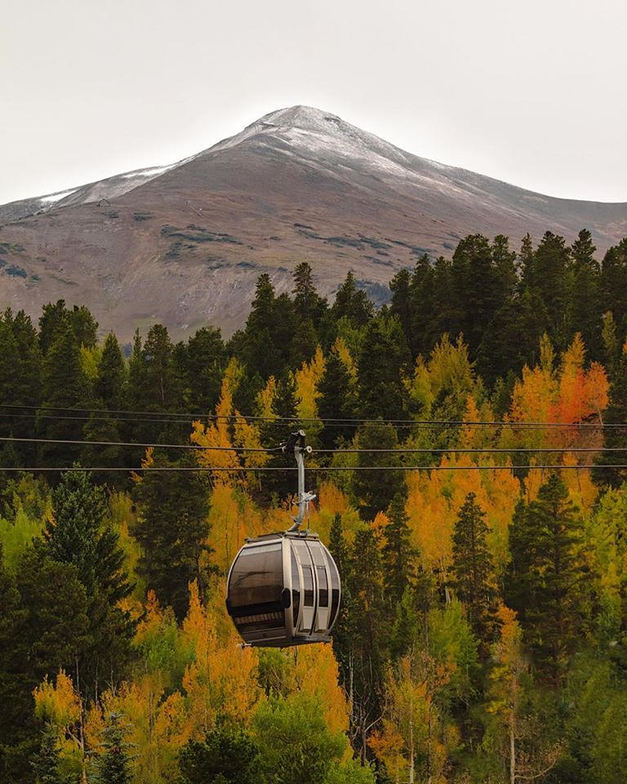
[1,0,626,205]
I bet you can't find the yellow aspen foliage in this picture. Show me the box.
[507,333,608,455]
[181,582,261,734]
[34,670,81,730]
[34,671,85,779]
[333,336,358,381]
[295,345,325,428]
[370,655,456,784]
[291,645,350,736]
[88,679,186,784]
[257,375,277,419]
[191,363,240,482]
[406,458,519,572]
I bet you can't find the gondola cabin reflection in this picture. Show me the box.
[226,531,341,647]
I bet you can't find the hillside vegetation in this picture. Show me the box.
[0,229,625,784]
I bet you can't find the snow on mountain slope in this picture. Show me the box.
[0,105,625,340]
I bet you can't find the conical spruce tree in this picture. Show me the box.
[505,475,594,680]
[352,420,404,520]
[317,350,356,449]
[451,492,498,646]
[259,374,302,504]
[31,727,63,784]
[95,333,126,410]
[92,713,133,784]
[382,492,417,604]
[132,452,211,621]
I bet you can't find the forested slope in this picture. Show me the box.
[0,229,625,784]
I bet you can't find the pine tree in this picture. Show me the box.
[505,475,594,679]
[390,267,413,354]
[95,333,126,410]
[600,238,627,334]
[70,305,98,349]
[45,470,135,694]
[178,725,260,784]
[348,527,389,762]
[352,421,405,520]
[569,229,602,359]
[179,326,227,412]
[328,513,353,690]
[132,452,211,621]
[357,313,409,420]
[293,261,326,327]
[38,300,70,355]
[93,713,133,784]
[46,470,107,592]
[39,323,91,466]
[451,492,498,646]
[317,350,356,449]
[31,726,63,784]
[331,272,373,328]
[531,232,571,349]
[382,492,416,604]
[259,373,302,503]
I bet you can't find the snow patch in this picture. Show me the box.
[121,164,174,180]
[39,189,76,203]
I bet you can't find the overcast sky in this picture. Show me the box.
[1,0,626,205]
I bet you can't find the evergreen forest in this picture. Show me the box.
[0,228,625,784]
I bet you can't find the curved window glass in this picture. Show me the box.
[302,564,314,607]
[228,542,284,615]
[291,550,300,626]
[328,555,341,625]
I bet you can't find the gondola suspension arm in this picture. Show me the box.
[283,429,315,532]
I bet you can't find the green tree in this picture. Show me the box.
[92,713,133,784]
[254,694,346,784]
[317,349,357,449]
[95,333,126,410]
[569,229,602,359]
[352,421,404,520]
[331,272,373,328]
[357,313,409,420]
[45,470,135,695]
[39,324,91,466]
[39,300,70,355]
[451,492,498,647]
[132,453,211,621]
[31,726,63,784]
[382,492,416,604]
[259,374,302,503]
[505,475,594,679]
[178,725,260,784]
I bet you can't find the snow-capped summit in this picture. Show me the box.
[0,106,625,340]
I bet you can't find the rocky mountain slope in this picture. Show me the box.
[1,105,625,339]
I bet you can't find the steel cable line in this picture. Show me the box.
[0,436,624,454]
[0,404,623,429]
[0,465,624,473]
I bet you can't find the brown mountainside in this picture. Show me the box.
[1,105,625,340]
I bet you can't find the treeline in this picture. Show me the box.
[0,228,625,784]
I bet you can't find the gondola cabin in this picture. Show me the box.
[226,531,341,647]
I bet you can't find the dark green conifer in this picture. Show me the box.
[357,313,409,420]
[317,350,356,449]
[352,421,404,520]
[382,492,416,604]
[178,725,260,784]
[505,475,594,680]
[93,713,133,784]
[331,272,373,328]
[132,453,211,621]
[451,492,498,645]
[96,333,126,410]
[31,727,63,784]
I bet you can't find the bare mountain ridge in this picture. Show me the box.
[0,105,625,339]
